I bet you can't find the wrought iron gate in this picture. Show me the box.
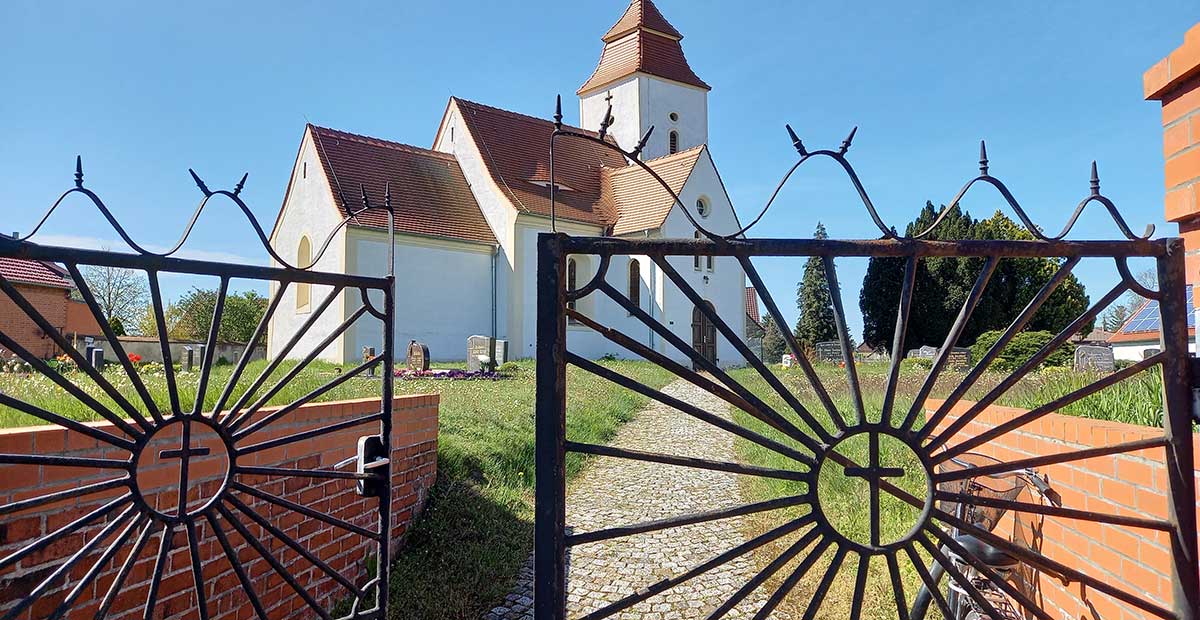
[0,162,395,619]
[535,100,1200,619]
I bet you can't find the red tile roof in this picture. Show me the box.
[308,124,496,245]
[452,98,627,227]
[604,146,704,235]
[603,0,682,42]
[0,256,72,289]
[744,287,760,323]
[580,0,709,94]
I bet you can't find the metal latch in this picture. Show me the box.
[333,435,389,497]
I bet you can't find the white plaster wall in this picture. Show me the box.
[347,229,495,362]
[266,131,348,364]
[656,149,746,367]
[580,75,708,161]
[433,100,515,348]
[579,76,641,153]
[639,77,708,160]
[1112,340,1192,361]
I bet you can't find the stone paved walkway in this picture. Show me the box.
[485,380,786,620]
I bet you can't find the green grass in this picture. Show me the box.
[0,358,378,426]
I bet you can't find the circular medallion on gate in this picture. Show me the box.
[133,416,234,523]
[813,427,933,553]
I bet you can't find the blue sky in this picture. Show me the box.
[2,1,1197,338]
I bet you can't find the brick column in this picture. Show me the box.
[1145,23,1200,285]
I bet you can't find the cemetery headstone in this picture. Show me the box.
[184,346,194,372]
[88,347,105,371]
[1074,345,1115,373]
[467,335,497,372]
[363,346,377,376]
[781,354,794,368]
[407,340,430,371]
[1142,348,1161,360]
[946,347,972,371]
[814,341,843,363]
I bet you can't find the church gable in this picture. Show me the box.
[606,145,705,235]
[308,124,496,245]
[660,147,742,237]
[442,97,626,228]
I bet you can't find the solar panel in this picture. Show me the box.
[1116,284,1194,334]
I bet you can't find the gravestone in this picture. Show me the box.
[467,335,496,372]
[362,346,377,377]
[908,345,938,360]
[406,340,430,371]
[1142,348,1161,360]
[184,346,195,372]
[1074,345,1115,373]
[814,341,843,363]
[946,347,972,371]
[88,347,105,371]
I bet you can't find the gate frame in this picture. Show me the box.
[0,162,398,620]
[534,96,1200,620]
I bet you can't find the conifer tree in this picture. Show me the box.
[794,223,839,347]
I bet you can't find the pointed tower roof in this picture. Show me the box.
[602,0,682,42]
[579,0,709,94]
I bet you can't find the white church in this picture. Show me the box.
[267,0,748,367]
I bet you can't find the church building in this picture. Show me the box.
[267,0,747,366]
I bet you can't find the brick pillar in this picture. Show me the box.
[1145,23,1200,287]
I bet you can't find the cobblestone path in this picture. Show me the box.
[485,379,785,620]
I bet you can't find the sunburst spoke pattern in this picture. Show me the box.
[48,514,148,620]
[210,280,288,417]
[206,512,270,620]
[539,230,1194,620]
[233,353,383,440]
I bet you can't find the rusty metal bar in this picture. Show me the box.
[535,232,568,620]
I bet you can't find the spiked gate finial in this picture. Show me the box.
[385,181,393,212]
[631,126,655,158]
[785,125,807,157]
[74,156,84,188]
[978,140,989,175]
[360,184,370,212]
[553,95,563,131]
[1090,161,1100,196]
[838,126,858,155]
[233,172,248,197]
[188,169,212,196]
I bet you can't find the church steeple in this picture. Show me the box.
[578,0,710,160]
[578,0,709,95]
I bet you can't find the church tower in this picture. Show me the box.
[578,0,710,161]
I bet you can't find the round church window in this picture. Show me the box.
[696,197,711,218]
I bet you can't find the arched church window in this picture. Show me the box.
[296,236,312,311]
[693,232,701,270]
[669,131,679,154]
[628,259,641,312]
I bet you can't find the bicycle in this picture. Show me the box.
[911,453,1061,620]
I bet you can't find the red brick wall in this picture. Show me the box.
[0,394,438,619]
[927,399,1200,620]
[1146,23,1200,296]
[0,283,70,360]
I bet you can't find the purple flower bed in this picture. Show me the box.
[394,368,503,381]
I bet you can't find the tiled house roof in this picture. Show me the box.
[0,256,72,289]
[309,125,496,245]
[452,98,627,227]
[744,287,760,324]
[603,146,704,235]
[580,0,709,94]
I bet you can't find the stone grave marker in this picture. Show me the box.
[1074,345,1115,372]
[407,340,430,371]
[946,347,972,371]
[814,341,842,363]
[467,335,496,372]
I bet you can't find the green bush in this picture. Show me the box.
[497,361,520,376]
[970,329,1074,372]
[900,357,932,371]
